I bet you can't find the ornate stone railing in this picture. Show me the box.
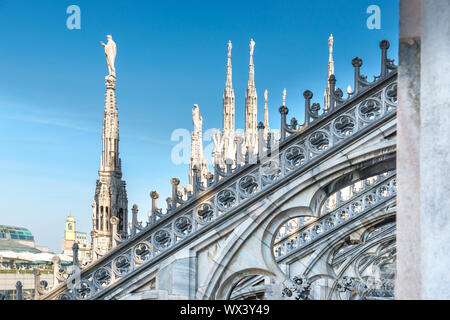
[273,172,396,261]
[129,40,397,233]
[42,40,397,300]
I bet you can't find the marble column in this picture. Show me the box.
[396,0,422,300]
[397,0,450,299]
[420,0,450,299]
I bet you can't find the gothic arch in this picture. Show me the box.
[215,268,276,300]
[197,145,396,300]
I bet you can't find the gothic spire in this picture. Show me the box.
[248,38,255,88]
[245,38,257,136]
[100,76,121,174]
[223,40,235,133]
[225,40,233,90]
[328,33,334,77]
[92,36,128,260]
[264,89,269,137]
[324,34,334,111]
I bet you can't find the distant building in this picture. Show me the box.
[0,225,55,265]
[0,225,69,299]
[61,215,91,265]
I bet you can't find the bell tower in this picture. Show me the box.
[64,215,76,241]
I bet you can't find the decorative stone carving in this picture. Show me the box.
[359,99,382,121]
[282,276,312,300]
[239,175,259,196]
[309,131,330,152]
[284,146,306,168]
[100,35,117,77]
[217,190,237,210]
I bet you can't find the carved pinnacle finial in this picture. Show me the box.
[347,85,352,94]
[249,38,255,66]
[150,191,159,199]
[101,34,117,78]
[380,40,390,50]
[328,34,335,76]
[247,39,256,89]
[303,90,313,100]
[264,89,269,133]
[250,39,255,57]
[225,41,233,90]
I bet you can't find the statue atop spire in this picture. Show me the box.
[264,89,269,138]
[225,40,233,90]
[100,35,117,78]
[250,38,255,60]
[245,38,258,154]
[192,104,202,132]
[190,104,208,185]
[282,88,286,106]
[248,38,256,88]
[324,34,335,111]
[328,34,334,76]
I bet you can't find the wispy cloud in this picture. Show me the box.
[122,132,174,146]
[1,99,174,146]
[5,114,97,133]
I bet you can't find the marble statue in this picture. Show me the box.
[249,38,255,56]
[192,104,202,133]
[100,35,117,77]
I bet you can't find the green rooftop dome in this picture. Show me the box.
[0,225,34,242]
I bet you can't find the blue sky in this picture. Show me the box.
[0,0,398,252]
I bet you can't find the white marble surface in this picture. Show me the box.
[420,0,450,300]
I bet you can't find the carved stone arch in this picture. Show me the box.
[326,234,396,300]
[198,199,314,300]
[215,268,276,300]
[302,211,395,278]
[309,156,396,217]
[278,212,395,301]
[360,215,395,243]
[261,206,314,278]
[304,273,337,300]
[198,142,396,300]
[284,209,396,300]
